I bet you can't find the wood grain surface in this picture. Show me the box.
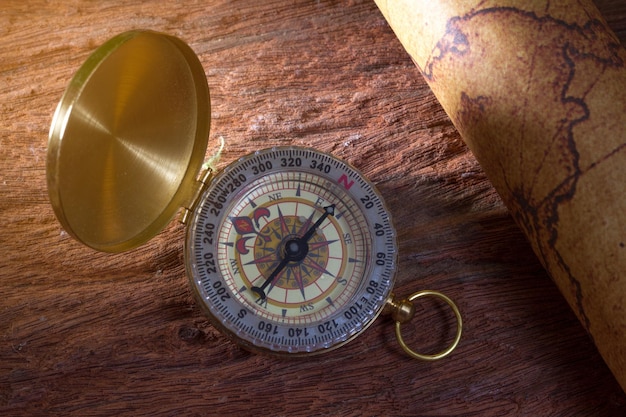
[1,1,625,415]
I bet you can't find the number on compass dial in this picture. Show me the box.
[186,147,396,355]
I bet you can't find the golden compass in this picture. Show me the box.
[47,30,462,359]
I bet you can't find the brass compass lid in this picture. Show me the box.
[47,31,210,252]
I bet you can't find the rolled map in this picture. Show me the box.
[373,0,626,390]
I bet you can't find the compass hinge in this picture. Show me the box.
[179,168,213,225]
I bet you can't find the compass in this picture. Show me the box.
[47,30,462,359]
[186,147,397,354]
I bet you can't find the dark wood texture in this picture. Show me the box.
[1,1,625,415]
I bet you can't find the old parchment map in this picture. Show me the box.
[421,5,626,363]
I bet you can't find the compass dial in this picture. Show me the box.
[186,147,396,355]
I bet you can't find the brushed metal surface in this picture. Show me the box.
[47,31,210,252]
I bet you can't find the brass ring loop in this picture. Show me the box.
[394,290,462,361]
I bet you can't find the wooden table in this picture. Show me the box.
[2,1,625,415]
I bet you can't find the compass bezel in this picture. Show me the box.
[185,147,398,356]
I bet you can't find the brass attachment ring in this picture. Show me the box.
[393,290,462,361]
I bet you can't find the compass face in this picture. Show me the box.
[185,147,396,355]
